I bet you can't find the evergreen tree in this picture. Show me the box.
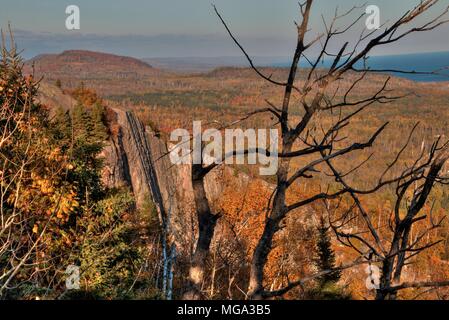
[69,102,104,203]
[91,102,108,142]
[53,106,72,143]
[72,102,91,141]
[315,217,341,288]
[303,217,350,300]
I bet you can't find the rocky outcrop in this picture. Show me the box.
[35,82,76,114]
[101,109,177,217]
[101,108,197,247]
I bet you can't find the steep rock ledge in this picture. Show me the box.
[101,108,197,247]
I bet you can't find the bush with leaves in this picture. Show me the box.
[62,190,140,299]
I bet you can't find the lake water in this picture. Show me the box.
[272,51,449,82]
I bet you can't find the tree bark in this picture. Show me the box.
[183,164,219,300]
[247,147,291,299]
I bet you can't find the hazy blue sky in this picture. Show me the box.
[1,0,449,58]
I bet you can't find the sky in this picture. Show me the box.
[1,0,449,59]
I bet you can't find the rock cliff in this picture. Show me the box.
[100,108,231,248]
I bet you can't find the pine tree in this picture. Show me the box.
[315,217,341,288]
[91,102,108,142]
[303,217,351,300]
[53,106,72,143]
[71,102,92,141]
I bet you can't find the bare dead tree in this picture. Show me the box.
[326,133,449,300]
[212,0,449,299]
[179,111,278,299]
[377,140,449,299]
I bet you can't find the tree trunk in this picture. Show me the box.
[247,151,291,299]
[183,167,219,300]
[376,259,394,300]
[247,216,280,299]
[376,235,399,300]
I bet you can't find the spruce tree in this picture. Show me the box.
[53,106,72,143]
[303,217,351,299]
[91,102,108,142]
[315,217,341,288]
[72,102,92,141]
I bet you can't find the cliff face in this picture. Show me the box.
[101,108,200,247]
[101,108,177,218]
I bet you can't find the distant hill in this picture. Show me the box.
[27,50,158,79]
[25,50,166,95]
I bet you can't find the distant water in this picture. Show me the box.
[272,51,449,82]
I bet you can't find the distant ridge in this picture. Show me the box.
[144,52,449,82]
[143,56,288,73]
[29,49,154,68]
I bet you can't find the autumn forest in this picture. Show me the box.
[1,0,449,303]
